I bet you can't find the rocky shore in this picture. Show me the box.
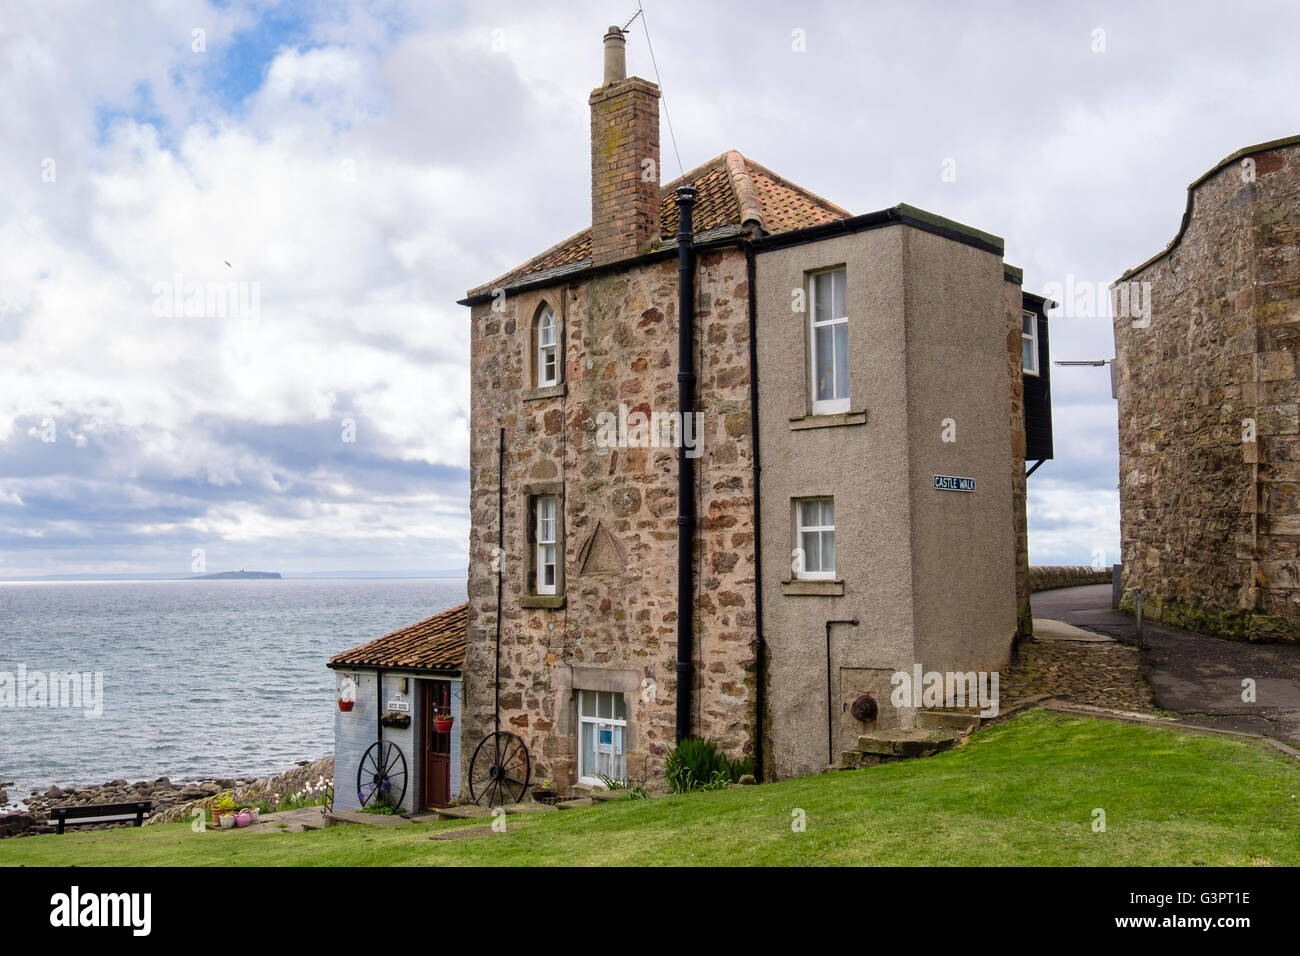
[0,757,332,839]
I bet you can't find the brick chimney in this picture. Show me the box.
[590,26,661,266]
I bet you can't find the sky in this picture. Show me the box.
[0,0,1297,577]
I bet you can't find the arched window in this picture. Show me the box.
[537,305,558,387]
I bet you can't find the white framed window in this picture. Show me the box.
[537,306,558,387]
[1022,310,1039,376]
[535,494,558,594]
[809,268,850,414]
[794,497,836,580]
[578,690,627,786]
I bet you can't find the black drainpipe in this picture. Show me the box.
[825,619,859,766]
[495,427,505,736]
[376,667,384,744]
[675,184,697,744]
[745,243,765,781]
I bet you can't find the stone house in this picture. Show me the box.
[1113,134,1300,642]
[457,27,1053,789]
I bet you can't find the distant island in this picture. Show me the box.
[191,570,282,580]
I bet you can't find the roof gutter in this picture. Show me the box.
[675,184,697,744]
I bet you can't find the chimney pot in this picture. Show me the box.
[602,26,626,85]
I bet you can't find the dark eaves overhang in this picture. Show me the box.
[456,224,749,307]
[326,660,463,678]
[457,203,1008,307]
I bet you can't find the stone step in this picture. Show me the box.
[854,728,961,759]
[556,798,594,810]
[916,710,981,732]
[432,805,493,820]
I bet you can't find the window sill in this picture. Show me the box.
[788,410,868,430]
[781,578,845,596]
[521,594,566,609]
[524,383,567,402]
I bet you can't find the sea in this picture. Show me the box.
[0,577,467,805]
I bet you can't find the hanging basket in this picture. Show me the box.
[434,715,455,734]
[337,674,358,713]
[380,712,411,729]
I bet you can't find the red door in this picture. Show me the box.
[422,680,451,809]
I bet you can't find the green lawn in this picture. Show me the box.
[5,710,1298,866]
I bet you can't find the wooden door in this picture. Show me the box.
[422,680,452,809]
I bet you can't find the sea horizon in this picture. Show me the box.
[0,577,468,805]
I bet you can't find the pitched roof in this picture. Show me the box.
[328,602,467,673]
[467,150,851,297]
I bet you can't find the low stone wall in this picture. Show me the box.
[150,758,333,824]
[0,757,333,838]
[1029,566,1112,593]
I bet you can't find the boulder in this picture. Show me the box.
[44,785,63,799]
[0,790,7,804]
[0,813,35,836]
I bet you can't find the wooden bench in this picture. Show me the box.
[48,801,152,834]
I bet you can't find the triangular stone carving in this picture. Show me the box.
[578,520,626,575]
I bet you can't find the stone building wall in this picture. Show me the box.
[1114,136,1300,642]
[463,247,758,792]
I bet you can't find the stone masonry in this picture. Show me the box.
[1114,135,1300,642]
[463,248,758,792]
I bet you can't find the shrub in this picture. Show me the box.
[665,737,750,793]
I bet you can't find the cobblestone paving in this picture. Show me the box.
[1001,638,1157,714]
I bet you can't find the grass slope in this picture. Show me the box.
[4,711,1298,867]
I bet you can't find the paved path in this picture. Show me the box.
[1033,585,1300,745]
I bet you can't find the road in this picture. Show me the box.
[1034,584,1300,746]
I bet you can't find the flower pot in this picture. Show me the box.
[434,717,454,734]
[212,807,231,825]
[532,789,559,805]
[219,814,235,829]
[235,809,252,827]
[248,808,260,825]
[338,699,355,712]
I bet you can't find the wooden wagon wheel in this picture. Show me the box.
[468,731,531,807]
[357,740,407,810]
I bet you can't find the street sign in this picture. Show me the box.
[933,474,976,492]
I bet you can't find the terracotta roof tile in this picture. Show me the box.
[469,151,851,296]
[329,602,467,673]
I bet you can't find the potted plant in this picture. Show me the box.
[380,711,411,729]
[531,778,558,805]
[219,813,235,829]
[212,791,237,825]
[235,808,252,827]
[338,698,355,712]
[434,710,454,734]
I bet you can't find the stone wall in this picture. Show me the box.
[1114,136,1300,642]
[1027,565,1112,593]
[464,247,757,793]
